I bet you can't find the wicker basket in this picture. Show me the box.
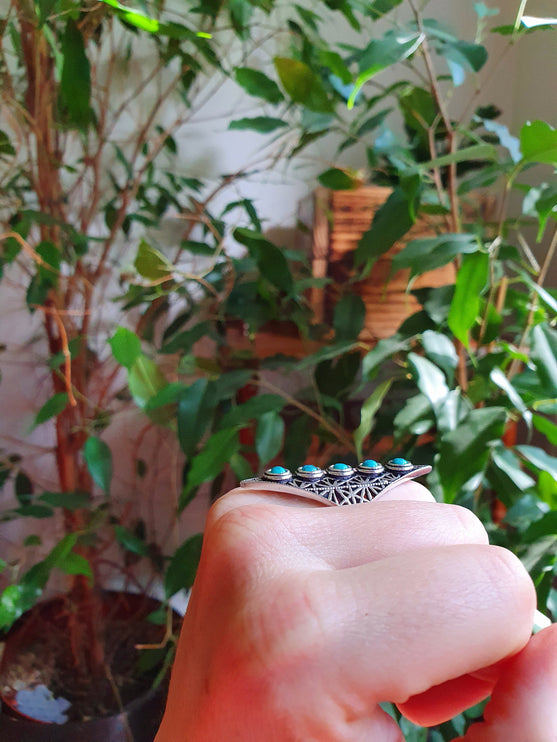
[311,186,456,342]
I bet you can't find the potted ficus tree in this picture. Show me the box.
[0,0,324,737]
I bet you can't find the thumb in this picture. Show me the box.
[460,624,557,742]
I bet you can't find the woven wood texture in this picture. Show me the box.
[312,186,456,341]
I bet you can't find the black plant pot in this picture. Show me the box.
[0,680,166,742]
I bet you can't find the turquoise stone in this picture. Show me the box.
[390,457,409,465]
[300,464,320,472]
[269,466,288,474]
[331,462,350,470]
[361,459,381,468]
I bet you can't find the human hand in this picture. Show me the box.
[155,482,556,741]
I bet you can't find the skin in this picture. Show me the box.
[155,482,556,742]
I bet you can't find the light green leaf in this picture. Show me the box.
[165,533,203,598]
[109,327,141,369]
[408,353,449,410]
[235,67,284,103]
[366,0,403,19]
[517,445,557,479]
[354,380,393,460]
[229,117,288,133]
[361,335,409,379]
[520,121,557,166]
[348,31,424,109]
[32,393,68,429]
[531,323,557,392]
[128,355,167,409]
[532,415,557,445]
[448,251,489,347]
[394,394,435,437]
[422,330,458,382]
[134,240,173,281]
[419,144,497,170]
[58,552,93,579]
[84,437,112,494]
[274,57,333,113]
[318,168,357,190]
[256,411,285,465]
[521,15,557,28]
[490,367,531,425]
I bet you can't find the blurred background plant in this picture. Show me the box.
[0,0,555,736]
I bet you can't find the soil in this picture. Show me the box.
[0,592,177,722]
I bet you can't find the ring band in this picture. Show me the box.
[241,457,432,506]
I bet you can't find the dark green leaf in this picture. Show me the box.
[164,533,203,598]
[114,525,150,556]
[486,446,536,506]
[109,327,141,369]
[361,335,409,379]
[144,382,183,411]
[256,411,285,465]
[392,234,478,281]
[354,380,393,460]
[355,187,419,268]
[84,437,112,494]
[161,322,213,354]
[438,407,507,501]
[0,130,16,157]
[233,228,294,293]
[39,491,90,509]
[366,0,403,19]
[60,20,91,129]
[184,428,239,498]
[220,394,285,429]
[229,117,287,133]
[235,67,284,103]
[24,535,42,547]
[317,168,356,190]
[447,251,489,347]
[333,294,366,342]
[177,379,213,458]
[274,57,333,113]
[520,120,557,166]
[532,415,557,445]
[15,471,33,506]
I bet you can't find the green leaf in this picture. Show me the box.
[438,407,507,501]
[317,168,356,190]
[256,411,285,465]
[134,240,173,281]
[0,130,16,157]
[24,535,42,547]
[15,471,33,506]
[517,445,557,479]
[235,67,284,103]
[486,446,536,506]
[233,228,294,293]
[58,552,93,579]
[229,116,287,133]
[177,379,213,458]
[220,394,285,429]
[274,57,333,113]
[109,327,141,369]
[183,428,239,500]
[408,353,449,410]
[361,335,409,379]
[114,525,150,556]
[447,251,489,347]
[422,330,458,382]
[520,121,557,166]
[333,294,366,342]
[532,415,557,445]
[31,392,69,429]
[59,20,91,129]
[531,324,557,392]
[161,321,214,355]
[521,15,557,28]
[394,394,435,437]
[84,437,112,494]
[165,533,203,598]
[419,144,497,171]
[392,234,478,281]
[354,380,393,460]
[490,367,531,425]
[366,0,403,20]
[482,119,521,163]
[348,30,424,109]
[39,491,90,509]
[355,187,420,268]
[128,355,167,409]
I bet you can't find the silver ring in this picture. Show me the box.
[241,457,432,506]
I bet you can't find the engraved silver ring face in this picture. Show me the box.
[241,458,431,506]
